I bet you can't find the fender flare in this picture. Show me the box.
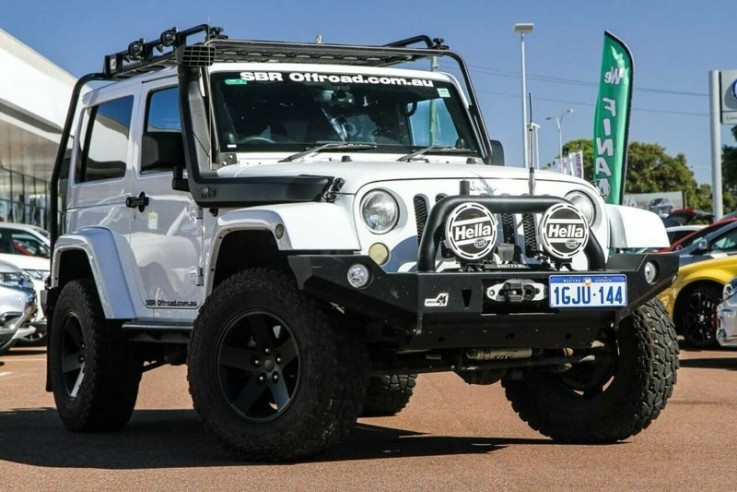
[51,228,137,319]
[606,204,669,249]
[214,203,360,251]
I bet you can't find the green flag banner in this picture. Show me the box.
[593,32,633,205]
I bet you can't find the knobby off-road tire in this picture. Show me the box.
[188,269,367,462]
[49,279,142,431]
[361,373,417,417]
[502,299,679,443]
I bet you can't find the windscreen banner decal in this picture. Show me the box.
[238,71,434,87]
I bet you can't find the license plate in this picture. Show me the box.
[549,274,627,308]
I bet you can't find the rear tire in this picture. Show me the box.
[361,373,417,417]
[188,269,366,462]
[49,279,142,431]
[503,299,678,443]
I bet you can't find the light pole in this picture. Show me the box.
[546,108,574,168]
[513,23,534,168]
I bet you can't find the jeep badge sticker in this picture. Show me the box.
[444,203,497,261]
[424,293,449,307]
[538,203,590,260]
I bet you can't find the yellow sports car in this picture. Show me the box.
[658,255,737,348]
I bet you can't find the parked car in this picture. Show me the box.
[665,225,704,245]
[660,218,737,266]
[648,197,674,217]
[665,208,714,226]
[0,259,38,354]
[716,276,737,348]
[0,224,50,345]
[658,255,737,348]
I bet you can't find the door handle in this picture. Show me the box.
[126,192,149,212]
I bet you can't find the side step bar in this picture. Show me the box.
[122,320,193,344]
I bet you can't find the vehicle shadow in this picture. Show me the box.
[0,407,552,468]
[678,357,737,371]
[678,344,737,370]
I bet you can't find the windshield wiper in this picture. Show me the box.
[397,145,474,162]
[279,143,377,162]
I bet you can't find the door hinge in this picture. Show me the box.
[189,266,204,286]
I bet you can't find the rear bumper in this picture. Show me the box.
[289,252,677,350]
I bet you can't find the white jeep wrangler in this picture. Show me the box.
[45,25,679,462]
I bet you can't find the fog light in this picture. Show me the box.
[347,264,370,288]
[644,261,657,284]
[368,243,390,265]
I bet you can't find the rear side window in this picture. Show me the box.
[146,87,180,131]
[76,96,133,183]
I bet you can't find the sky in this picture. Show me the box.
[4,0,737,185]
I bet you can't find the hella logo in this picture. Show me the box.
[444,202,497,261]
[538,203,590,260]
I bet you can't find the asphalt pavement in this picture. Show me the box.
[1,346,736,491]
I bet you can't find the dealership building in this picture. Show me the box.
[0,29,76,229]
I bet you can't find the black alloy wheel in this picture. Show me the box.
[680,284,721,348]
[216,310,299,423]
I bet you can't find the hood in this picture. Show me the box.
[218,158,595,195]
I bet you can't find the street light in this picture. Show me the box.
[513,23,534,168]
[546,108,574,166]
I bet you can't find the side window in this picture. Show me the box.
[711,229,737,251]
[146,88,181,132]
[141,87,182,174]
[76,96,133,183]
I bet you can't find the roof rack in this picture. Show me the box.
[102,24,450,80]
[103,24,225,79]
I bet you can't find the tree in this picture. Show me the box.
[721,126,737,213]
[559,139,709,210]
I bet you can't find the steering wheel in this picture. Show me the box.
[239,135,276,144]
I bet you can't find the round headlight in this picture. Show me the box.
[361,190,399,234]
[565,191,596,225]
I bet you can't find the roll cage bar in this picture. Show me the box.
[50,25,494,245]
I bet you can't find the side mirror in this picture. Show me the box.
[490,139,505,166]
[141,131,185,173]
[694,238,709,253]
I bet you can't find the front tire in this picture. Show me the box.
[48,279,142,431]
[676,284,721,348]
[503,299,678,443]
[188,269,366,462]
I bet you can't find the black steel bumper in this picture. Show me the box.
[288,252,677,351]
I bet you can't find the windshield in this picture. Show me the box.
[209,70,481,158]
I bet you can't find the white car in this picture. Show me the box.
[717,276,737,348]
[0,223,50,344]
[45,25,679,462]
[0,259,37,353]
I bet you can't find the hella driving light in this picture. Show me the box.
[538,203,590,260]
[361,190,399,234]
[347,263,370,288]
[644,261,658,285]
[565,191,596,225]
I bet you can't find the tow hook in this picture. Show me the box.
[486,279,547,303]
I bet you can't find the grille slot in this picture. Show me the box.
[522,213,537,256]
[414,195,428,242]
